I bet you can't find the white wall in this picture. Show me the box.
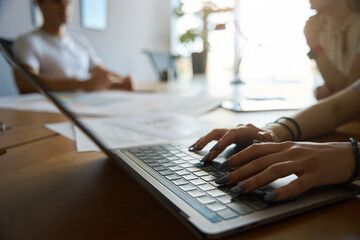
[0,0,171,96]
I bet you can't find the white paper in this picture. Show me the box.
[45,122,75,140]
[0,91,222,117]
[106,113,218,141]
[73,118,168,152]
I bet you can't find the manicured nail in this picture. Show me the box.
[230,182,247,194]
[200,153,211,162]
[189,143,201,152]
[215,175,231,184]
[218,159,230,170]
[264,191,279,201]
[210,143,219,151]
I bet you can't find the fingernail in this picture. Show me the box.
[230,182,247,194]
[218,159,230,170]
[253,139,261,144]
[215,175,231,184]
[189,143,201,152]
[264,191,279,201]
[200,153,211,162]
[210,143,219,151]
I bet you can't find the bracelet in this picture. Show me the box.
[270,122,296,141]
[344,138,360,185]
[276,117,302,140]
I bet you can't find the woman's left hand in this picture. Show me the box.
[217,141,355,201]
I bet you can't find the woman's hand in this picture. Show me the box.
[189,124,278,163]
[304,14,325,48]
[216,142,355,201]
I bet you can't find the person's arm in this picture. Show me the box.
[14,64,113,94]
[304,15,360,92]
[190,83,360,162]
[313,52,360,91]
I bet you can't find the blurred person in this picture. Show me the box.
[304,0,360,100]
[13,0,133,93]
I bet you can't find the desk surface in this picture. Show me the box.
[1,103,360,240]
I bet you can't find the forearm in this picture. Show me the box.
[14,68,88,93]
[315,52,349,91]
[267,87,360,141]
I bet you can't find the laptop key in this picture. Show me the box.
[198,184,216,191]
[166,174,181,181]
[194,170,210,177]
[190,179,207,186]
[154,166,167,171]
[228,201,254,215]
[197,195,216,204]
[172,179,188,186]
[201,175,217,181]
[175,170,190,176]
[169,166,183,171]
[159,170,173,176]
[207,189,226,198]
[183,174,198,180]
[188,190,206,198]
[206,202,227,212]
[217,208,239,220]
[179,184,197,191]
[241,196,269,211]
[217,195,233,204]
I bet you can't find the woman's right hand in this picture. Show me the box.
[189,124,278,163]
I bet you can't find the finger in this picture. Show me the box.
[189,129,228,151]
[229,161,301,196]
[256,131,274,142]
[227,142,292,169]
[225,149,296,185]
[265,175,314,201]
[206,125,263,162]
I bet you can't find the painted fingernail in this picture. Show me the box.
[200,153,211,162]
[210,143,219,151]
[264,191,279,201]
[230,182,247,194]
[218,159,230,170]
[215,175,231,184]
[189,143,201,152]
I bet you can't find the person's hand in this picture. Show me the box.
[85,67,113,91]
[215,141,355,201]
[109,74,134,91]
[304,14,325,48]
[189,124,278,163]
[314,85,333,100]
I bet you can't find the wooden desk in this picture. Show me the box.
[1,108,360,240]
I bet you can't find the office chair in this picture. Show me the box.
[0,38,14,51]
[143,49,177,81]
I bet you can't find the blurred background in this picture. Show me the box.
[0,0,318,103]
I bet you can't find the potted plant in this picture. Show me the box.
[175,0,233,74]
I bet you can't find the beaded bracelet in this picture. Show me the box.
[344,138,360,185]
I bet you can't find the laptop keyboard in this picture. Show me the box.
[117,143,280,223]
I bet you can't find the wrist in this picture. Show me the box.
[307,45,324,60]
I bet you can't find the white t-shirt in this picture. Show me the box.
[319,12,360,76]
[13,29,102,80]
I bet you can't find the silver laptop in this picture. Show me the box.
[2,39,360,239]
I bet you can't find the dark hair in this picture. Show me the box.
[348,0,360,12]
